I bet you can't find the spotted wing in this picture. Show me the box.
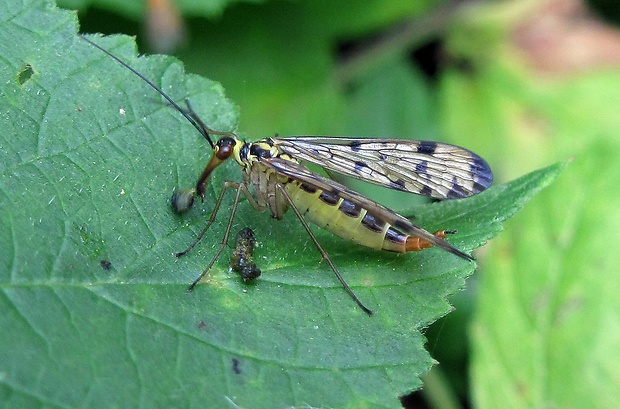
[262,156,474,261]
[272,137,493,200]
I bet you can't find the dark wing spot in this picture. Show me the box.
[417,141,437,155]
[349,140,362,152]
[446,177,470,199]
[415,161,428,175]
[99,260,112,270]
[419,185,434,197]
[470,156,494,193]
[354,161,369,173]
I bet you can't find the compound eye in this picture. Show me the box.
[215,137,236,160]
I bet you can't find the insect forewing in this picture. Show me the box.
[273,137,493,199]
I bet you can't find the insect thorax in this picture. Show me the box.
[239,140,297,220]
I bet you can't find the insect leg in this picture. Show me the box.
[186,182,257,291]
[276,184,373,316]
[185,182,250,291]
[175,182,234,258]
[176,180,262,257]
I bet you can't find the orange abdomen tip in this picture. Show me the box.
[405,230,454,252]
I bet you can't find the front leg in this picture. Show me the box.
[185,181,264,291]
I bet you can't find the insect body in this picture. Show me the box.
[208,136,487,259]
[82,35,493,315]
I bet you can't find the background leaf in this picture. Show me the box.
[441,3,620,408]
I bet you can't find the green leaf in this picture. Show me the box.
[0,0,560,407]
[473,143,620,409]
[441,4,620,408]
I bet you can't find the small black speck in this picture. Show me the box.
[349,141,362,152]
[232,358,241,375]
[99,260,112,270]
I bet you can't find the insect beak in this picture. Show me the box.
[195,154,226,199]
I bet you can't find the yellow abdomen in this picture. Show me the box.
[285,181,444,253]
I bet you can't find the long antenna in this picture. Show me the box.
[80,34,215,148]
